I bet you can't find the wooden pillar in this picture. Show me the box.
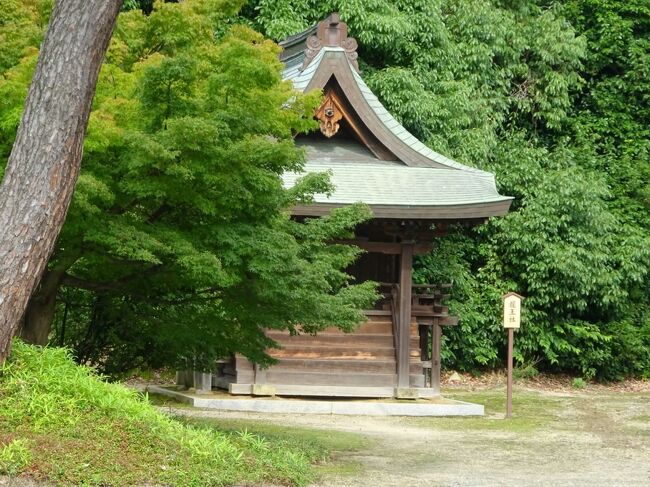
[431,323,442,394]
[506,328,514,417]
[398,243,413,388]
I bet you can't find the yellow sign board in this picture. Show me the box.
[503,292,523,329]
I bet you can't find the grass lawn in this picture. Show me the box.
[147,391,369,479]
[4,343,647,486]
[375,387,650,486]
[427,388,570,431]
[184,416,369,478]
[436,387,650,435]
[0,342,366,486]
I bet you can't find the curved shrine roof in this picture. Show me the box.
[280,14,513,220]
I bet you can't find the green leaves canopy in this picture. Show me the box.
[0,0,377,372]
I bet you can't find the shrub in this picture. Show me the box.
[514,361,540,380]
[572,378,587,389]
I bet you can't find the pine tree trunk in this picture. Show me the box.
[20,270,65,345]
[0,0,123,362]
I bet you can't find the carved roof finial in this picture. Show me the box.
[303,13,359,72]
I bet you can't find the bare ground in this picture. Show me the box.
[170,387,650,487]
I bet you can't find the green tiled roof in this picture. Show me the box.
[280,32,513,218]
[282,140,510,213]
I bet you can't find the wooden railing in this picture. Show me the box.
[376,282,458,390]
[377,283,400,356]
[411,283,458,391]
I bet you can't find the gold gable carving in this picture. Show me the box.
[315,92,344,138]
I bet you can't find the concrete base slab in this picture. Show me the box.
[228,383,440,398]
[147,385,483,417]
[251,384,276,396]
[394,387,420,399]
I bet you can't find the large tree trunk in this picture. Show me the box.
[0,0,123,362]
[21,296,58,346]
[20,269,66,345]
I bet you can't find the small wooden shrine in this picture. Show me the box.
[185,14,512,398]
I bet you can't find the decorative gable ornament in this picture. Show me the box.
[303,13,359,72]
[315,92,344,137]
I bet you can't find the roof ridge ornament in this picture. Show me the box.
[303,13,359,72]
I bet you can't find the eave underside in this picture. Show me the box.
[291,201,512,220]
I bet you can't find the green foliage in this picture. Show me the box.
[0,439,32,476]
[1,0,377,373]
[0,342,325,485]
[122,0,154,13]
[0,0,50,74]
[189,416,369,461]
[2,0,648,380]
[572,377,587,389]
[561,0,650,229]
[245,0,650,379]
[514,362,540,381]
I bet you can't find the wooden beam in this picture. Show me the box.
[398,243,413,388]
[229,383,440,398]
[230,383,394,398]
[337,240,432,255]
[364,309,392,316]
[293,201,511,219]
[411,312,459,325]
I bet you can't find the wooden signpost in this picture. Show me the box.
[503,292,523,418]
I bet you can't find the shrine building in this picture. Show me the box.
[189,14,512,398]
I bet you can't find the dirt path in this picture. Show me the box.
[170,389,650,487]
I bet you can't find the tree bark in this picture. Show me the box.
[0,0,123,361]
[20,269,66,345]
